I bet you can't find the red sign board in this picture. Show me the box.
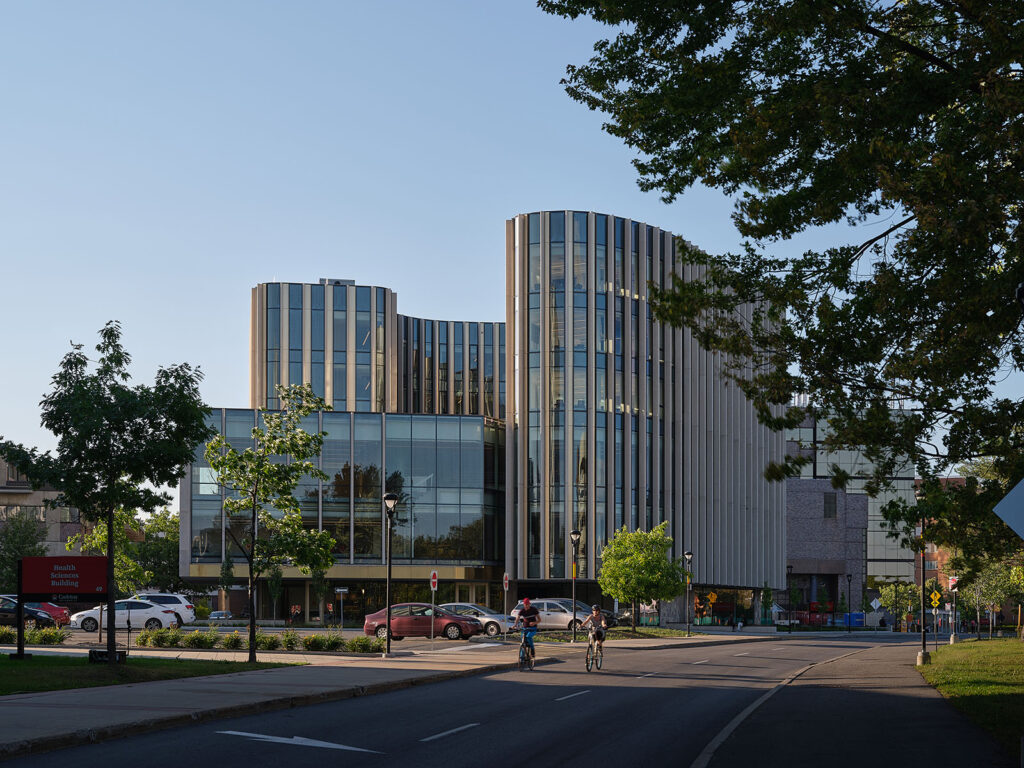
[21,556,108,601]
[503,572,509,592]
[430,570,438,591]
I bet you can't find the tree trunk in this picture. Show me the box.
[106,508,117,666]
[631,599,637,632]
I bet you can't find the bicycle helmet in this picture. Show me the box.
[591,605,601,611]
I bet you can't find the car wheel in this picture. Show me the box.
[569,619,582,631]
[444,623,463,640]
[375,626,389,640]
[485,622,500,637]
[145,618,162,630]
[81,617,98,632]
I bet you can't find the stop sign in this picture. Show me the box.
[430,570,438,591]
[503,572,509,591]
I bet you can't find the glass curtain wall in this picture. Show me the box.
[332,286,347,411]
[289,284,303,390]
[549,211,565,578]
[527,212,542,578]
[322,412,351,560]
[353,414,382,560]
[355,287,372,412]
[311,285,325,399]
[266,285,281,409]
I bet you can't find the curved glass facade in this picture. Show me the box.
[251,279,503,419]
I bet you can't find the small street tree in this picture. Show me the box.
[204,384,335,662]
[0,321,212,665]
[266,565,283,620]
[877,581,917,631]
[135,508,184,594]
[0,510,47,593]
[598,522,688,631]
[959,560,1023,640]
[218,557,235,613]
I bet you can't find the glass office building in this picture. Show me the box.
[182,210,787,619]
[505,211,786,604]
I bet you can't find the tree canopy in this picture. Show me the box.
[598,522,688,629]
[540,0,1024,495]
[0,510,47,593]
[204,383,335,661]
[0,320,211,662]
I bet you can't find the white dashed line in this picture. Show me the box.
[555,690,591,702]
[420,723,480,742]
[692,659,710,665]
[733,652,749,656]
[637,672,657,678]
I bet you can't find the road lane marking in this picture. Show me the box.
[218,731,381,753]
[733,652,750,656]
[555,690,591,701]
[637,672,657,678]
[420,723,480,742]
[692,659,710,664]
[689,646,871,768]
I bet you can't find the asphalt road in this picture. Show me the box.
[5,636,884,768]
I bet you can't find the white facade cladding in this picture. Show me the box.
[506,211,786,590]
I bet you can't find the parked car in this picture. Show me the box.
[510,599,589,631]
[70,599,178,632]
[363,603,483,641]
[440,602,515,637]
[133,593,196,625]
[1,596,71,627]
[208,610,233,620]
[552,599,618,628]
[0,596,56,628]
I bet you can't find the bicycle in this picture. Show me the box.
[516,626,537,671]
[585,626,604,672]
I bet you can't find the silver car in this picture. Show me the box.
[510,599,589,631]
[440,603,515,637]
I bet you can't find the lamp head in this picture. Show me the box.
[683,550,693,564]
[383,492,399,516]
[570,529,581,545]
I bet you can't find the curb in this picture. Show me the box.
[0,656,560,761]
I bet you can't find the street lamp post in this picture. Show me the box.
[915,488,930,665]
[787,564,794,633]
[383,492,399,657]
[570,529,581,643]
[846,573,852,634]
[684,551,693,637]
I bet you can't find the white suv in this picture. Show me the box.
[134,593,196,626]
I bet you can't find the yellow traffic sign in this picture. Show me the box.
[931,597,941,608]
[707,591,718,604]
[930,590,942,602]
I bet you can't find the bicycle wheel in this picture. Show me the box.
[585,644,594,672]
[596,646,603,670]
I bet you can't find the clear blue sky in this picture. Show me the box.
[0,1,857,457]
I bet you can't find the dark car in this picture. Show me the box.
[0,596,56,628]
[363,603,483,641]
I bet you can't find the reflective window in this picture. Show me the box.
[322,412,351,560]
[549,211,565,292]
[596,214,608,291]
[528,212,541,293]
[353,415,382,560]
[453,323,464,414]
[573,211,587,291]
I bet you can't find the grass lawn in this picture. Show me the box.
[918,639,1024,759]
[538,626,696,643]
[0,655,291,696]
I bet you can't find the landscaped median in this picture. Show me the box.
[135,627,385,653]
[918,638,1024,759]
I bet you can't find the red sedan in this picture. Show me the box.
[363,603,483,641]
[0,597,70,627]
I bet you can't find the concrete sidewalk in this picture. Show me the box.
[0,633,760,760]
[703,640,1015,768]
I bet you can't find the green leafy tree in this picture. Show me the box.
[597,522,687,630]
[0,510,47,593]
[310,566,331,622]
[66,508,150,596]
[540,1,1024,499]
[0,321,211,664]
[877,581,917,631]
[218,557,235,612]
[204,384,335,662]
[266,564,283,620]
[958,560,1023,639]
[135,508,184,593]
